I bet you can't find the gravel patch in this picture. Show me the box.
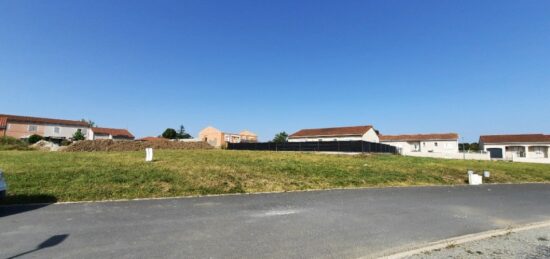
[411,226,550,258]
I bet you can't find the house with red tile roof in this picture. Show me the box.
[0,114,90,140]
[479,134,550,162]
[0,114,134,141]
[288,125,379,142]
[379,133,459,154]
[88,127,135,140]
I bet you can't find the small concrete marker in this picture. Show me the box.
[145,148,154,162]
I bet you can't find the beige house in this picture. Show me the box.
[288,125,379,142]
[199,126,258,147]
[0,114,90,140]
[480,134,550,163]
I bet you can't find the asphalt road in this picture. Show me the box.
[1,184,549,259]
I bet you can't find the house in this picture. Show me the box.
[88,127,135,140]
[0,114,90,140]
[479,134,550,162]
[380,133,459,153]
[199,126,258,147]
[288,125,379,142]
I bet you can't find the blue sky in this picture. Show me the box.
[1,1,549,142]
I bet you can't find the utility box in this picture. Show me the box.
[468,173,482,185]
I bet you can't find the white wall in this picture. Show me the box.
[382,140,459,153]
[361,128,379,142]
[403,151,491,160]
[43,125,89,139]
[482,143,550,160]
[288,128,380,143]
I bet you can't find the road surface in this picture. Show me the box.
[1,184,549,258]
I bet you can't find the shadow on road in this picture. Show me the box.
[0,194,57,217]
[5,234,69,259]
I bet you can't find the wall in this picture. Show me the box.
[288,136,363,142]
[5,122,45,139]
[199,127,224,147]
[289,129,380,143]
[482,143,550,160]
[93,134,111,140]
[403,151,490,160]
[512,157,550,164]
[361,128,380,142]
[43,125,89,139]
[383,140,459,153]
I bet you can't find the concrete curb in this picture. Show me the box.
[375,220,550,259]
[1,182,548,207]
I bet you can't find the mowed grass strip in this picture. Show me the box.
[1,150,549,204]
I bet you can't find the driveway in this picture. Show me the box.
[1,184,549,258]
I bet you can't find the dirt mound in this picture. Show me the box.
[31,140,61,151]
[64,139,213,152]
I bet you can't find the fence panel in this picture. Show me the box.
[227,141,397,154]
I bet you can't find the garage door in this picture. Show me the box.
[487,148,503,159]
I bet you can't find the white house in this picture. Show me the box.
[379,133,459,153]
[480,134,550,163]
[88,127,135,140]
[288,125,379,142]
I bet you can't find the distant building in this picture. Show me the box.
[199,126,258,147]
[88,127,135,140]
[0,114,134,141]
[0,114,89,140]
[479,134,550,162]
[288,125,379,142]
[379,133,459,153]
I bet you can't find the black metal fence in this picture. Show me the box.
[227,141,397,154]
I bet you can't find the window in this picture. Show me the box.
[434,142,438,147]
[54,127,60,134]
[28,125,38,132]
[423,142,426,146]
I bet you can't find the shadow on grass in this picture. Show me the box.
[0,194,57,217]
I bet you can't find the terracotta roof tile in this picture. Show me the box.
[0,114,89,127]
[479,134,550,143]
[289,125,374,138]
[92,127,134,139]
[379,133,459,141]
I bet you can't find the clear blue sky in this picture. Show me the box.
[1,1,549,142]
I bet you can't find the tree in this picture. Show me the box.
[273,131,288,143]
[162,128,178,139]
[72,129,85,141]
[81,119,96,127]
[28,134,43,144]
[176,125,192,139]
[469,142,480,151]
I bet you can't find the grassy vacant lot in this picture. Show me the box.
[1,150,549,204]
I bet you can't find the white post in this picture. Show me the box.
[145,148,153,162]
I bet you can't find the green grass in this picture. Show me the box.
[1,150,549,204]
[0,136,32,151]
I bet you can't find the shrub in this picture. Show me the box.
[0,136,31,150]
[28,134,43,144]
[72,129,85,141]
